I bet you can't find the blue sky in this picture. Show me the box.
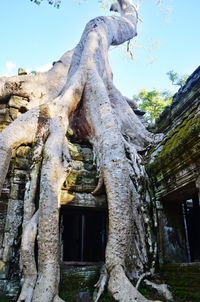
[0,0,199,97]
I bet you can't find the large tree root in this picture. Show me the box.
[109,265,161,302]
[17,211,39,302]
[0,50,73,106]
[93,265,108,302]
[143,280,174,302]
[0,1,167,301]
[84,70,158,302]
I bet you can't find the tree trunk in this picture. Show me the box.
[0,1,170,301]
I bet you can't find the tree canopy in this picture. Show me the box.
[167,70,188,88]
[136,89,172,123]
[135,70,188,124]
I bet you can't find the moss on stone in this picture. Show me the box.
[173,288,200,302]
[0,296,12,302]
[59,266,100,301]
[68,142,84,161]
[148,112,200,172]
[60,289,113,302]
[65,141,97,193]
[160,263,200,302]
[65,167,97,193]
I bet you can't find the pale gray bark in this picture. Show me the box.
[0,1,169,301]
[17,211,39,302]
[144,280,174,301]
[0,50,73,107]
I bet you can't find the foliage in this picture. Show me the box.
[136,70,188,124]
[136,89,172,123]
[30,0,170,10]
[167,70,188,88]
[30,0,61,8]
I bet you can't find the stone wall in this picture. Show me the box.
[161,263,200,302]
[148,66,200,300]
[149,66,200,201]
[0,95,32,299]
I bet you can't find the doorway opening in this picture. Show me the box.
[183,194,200,262]
[61,207,107,263]
[161,187,200,264]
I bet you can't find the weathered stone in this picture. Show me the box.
[14,157,30,170]
[68,142,93,162]
[67,128,74,137]
[8,95,28,110]
[16,146,31,158]
[18,68,27,76]
[2,199,23,262]
[0,148,12,197]
[0,108,13,127]
[0,104,7,109]
[148,78,200,200]
[148,66,200,277]
[60,265,100,302]
[60,191,75,205]
[161,263,200,302]
[12,169,27,184]
[9,107,20,120]
[64,160,97,193]
[60,192,106,208]
[0,185,10,255]
[0,261,9,279]
[10,183,25,201]
[0,108,7,116]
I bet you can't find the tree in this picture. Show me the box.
[167,70,188,88]
[136,89,172,123]
[0,1,173,301]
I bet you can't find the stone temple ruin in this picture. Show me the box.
[148,66,200,301]
[0,66,200,301]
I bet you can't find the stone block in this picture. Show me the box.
[0,148,12,195]
[60,191,75,205]
[9,108,20,120]
[0,261,9,279]
[4,199,23,233]
[60,265,100,302]
[64,161,97,193]
[10,183,24,200]
[18,68,27,76]
[60,192,106,208]
[0,108,13,124]
[0,108,7,116]
[8,95,28,110]
[16,146,31,158]
[14,157,30,170]
[68,142,93,162]
[13,170,27,184]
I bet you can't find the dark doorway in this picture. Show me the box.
[183,194,200,262]
[61,207,107,262]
